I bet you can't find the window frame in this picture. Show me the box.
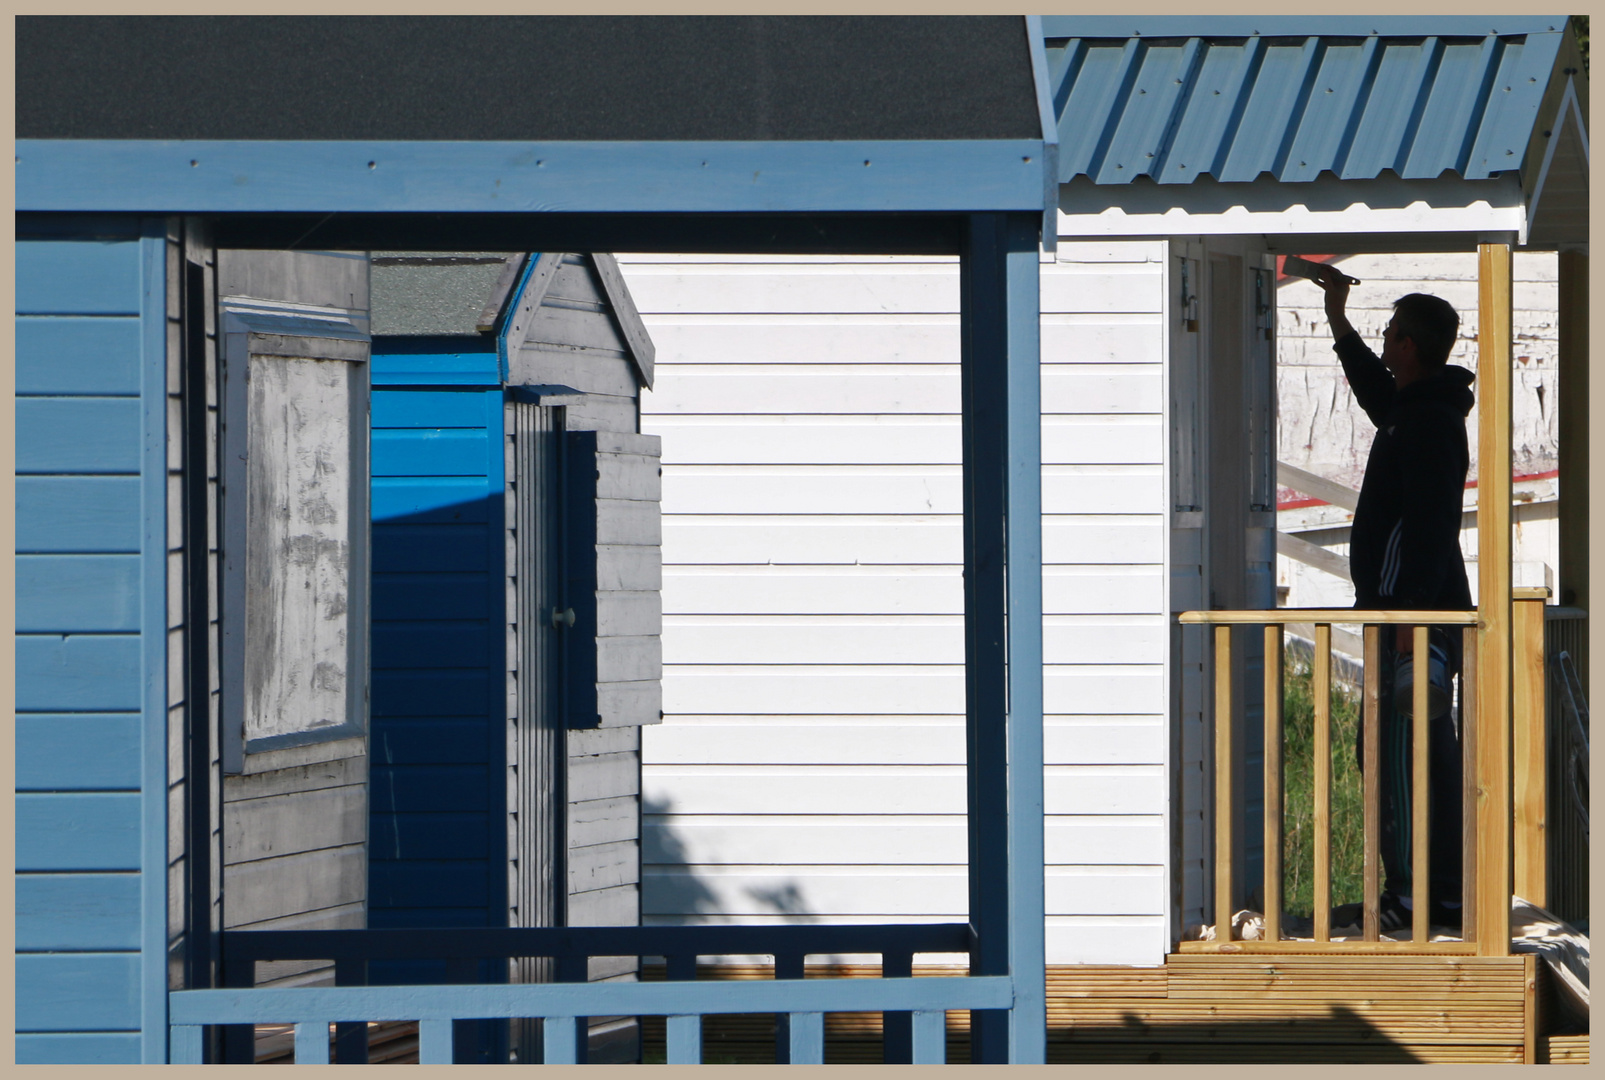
[219,299,371,774]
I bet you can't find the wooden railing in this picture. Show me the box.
[173,924,996,1065]
[1176,592,1552,954]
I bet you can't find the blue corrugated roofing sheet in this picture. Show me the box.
[1042,18,1571,185]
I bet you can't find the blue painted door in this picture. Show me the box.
[367,346,507,986]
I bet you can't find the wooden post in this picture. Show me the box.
[1215,625,1234,944]
[1263,625,1283,943]
[1412,625,1431,944]
[1362,626,1381,941]
[1512,588,1551,905]
[1475,242,1514,957]
[1312,624,1332,942]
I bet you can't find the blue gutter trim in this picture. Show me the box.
[1040,16,1569,39]
[495,254,539,383]
[16,140,1051,216]
[170,975,1014,1024]
[1025,15,1061,251]
[138,221,169,1062]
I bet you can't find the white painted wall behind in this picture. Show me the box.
[621,243,1170,965]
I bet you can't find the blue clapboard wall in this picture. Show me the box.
[367,339,508,985]
[15,220,166,1063]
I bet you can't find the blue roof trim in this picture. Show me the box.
[1044,25,1568,185]
[1041,16,1570,40]
[1025,15,1060,250]
[15,139,1052,216]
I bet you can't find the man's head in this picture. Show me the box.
[1382,293,1461,382]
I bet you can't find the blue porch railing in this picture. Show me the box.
[175,924,1003,1064]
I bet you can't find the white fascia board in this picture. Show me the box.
[1058,173,1527,244]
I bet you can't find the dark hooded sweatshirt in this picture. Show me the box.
[1335,331,1476,611]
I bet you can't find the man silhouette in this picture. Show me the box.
[1311,263,1475,934]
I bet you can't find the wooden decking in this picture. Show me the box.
[632,954,1576,1065]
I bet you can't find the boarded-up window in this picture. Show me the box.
[244,355,359,741]
[221,302,370,772]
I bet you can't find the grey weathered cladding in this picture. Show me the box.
[563,395,640,437]
[564,430,663,729]
[567,794,639,848]
[506,251,656,401]
[512,350,639,398]
[594,592,662,638]
[590,254,654,389]
[214,248,371,969]
[596,637,662,683]
[216,249,368,315]
[566,883,640,928]
[596,501,661,546]
[568,839,637,893]
[596,547,662,591]
[569,751,642,802]
[595,452,661,502]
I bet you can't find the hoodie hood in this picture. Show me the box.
[1402,364,1476,418]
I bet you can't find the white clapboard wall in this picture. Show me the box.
[619,244,1169,965]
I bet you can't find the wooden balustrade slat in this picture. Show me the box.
[1313,624,1332,943]
[1511,595,1549,906]
[1413,625,1432,944]
[1363,626,1382,942]
[1262,625,1283,944]
[1214,625,1233,945]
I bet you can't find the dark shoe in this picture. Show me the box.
[1330,891,1411,933]
[1428,900,1463,931]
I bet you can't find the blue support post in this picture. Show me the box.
[959,212,1046,1064]
[665,1015,703,1064]
[169,1025,203,1064]
[138,221,171,1063]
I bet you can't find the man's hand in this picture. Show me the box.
[1311,264,1355,342]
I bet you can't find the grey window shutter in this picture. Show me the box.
[563,430,662,728]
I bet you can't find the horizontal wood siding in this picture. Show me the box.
[626,245,1169,964]
[367,370,503,971]
[15,222,157,1062]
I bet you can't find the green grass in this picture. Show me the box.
[1280,651,1366,918]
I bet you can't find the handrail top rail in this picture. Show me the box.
[220,923,975,963]
[1177,608,1479,626]
[168,974,1014,1025]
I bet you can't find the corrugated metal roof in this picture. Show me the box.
[1042,19,1571,185]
